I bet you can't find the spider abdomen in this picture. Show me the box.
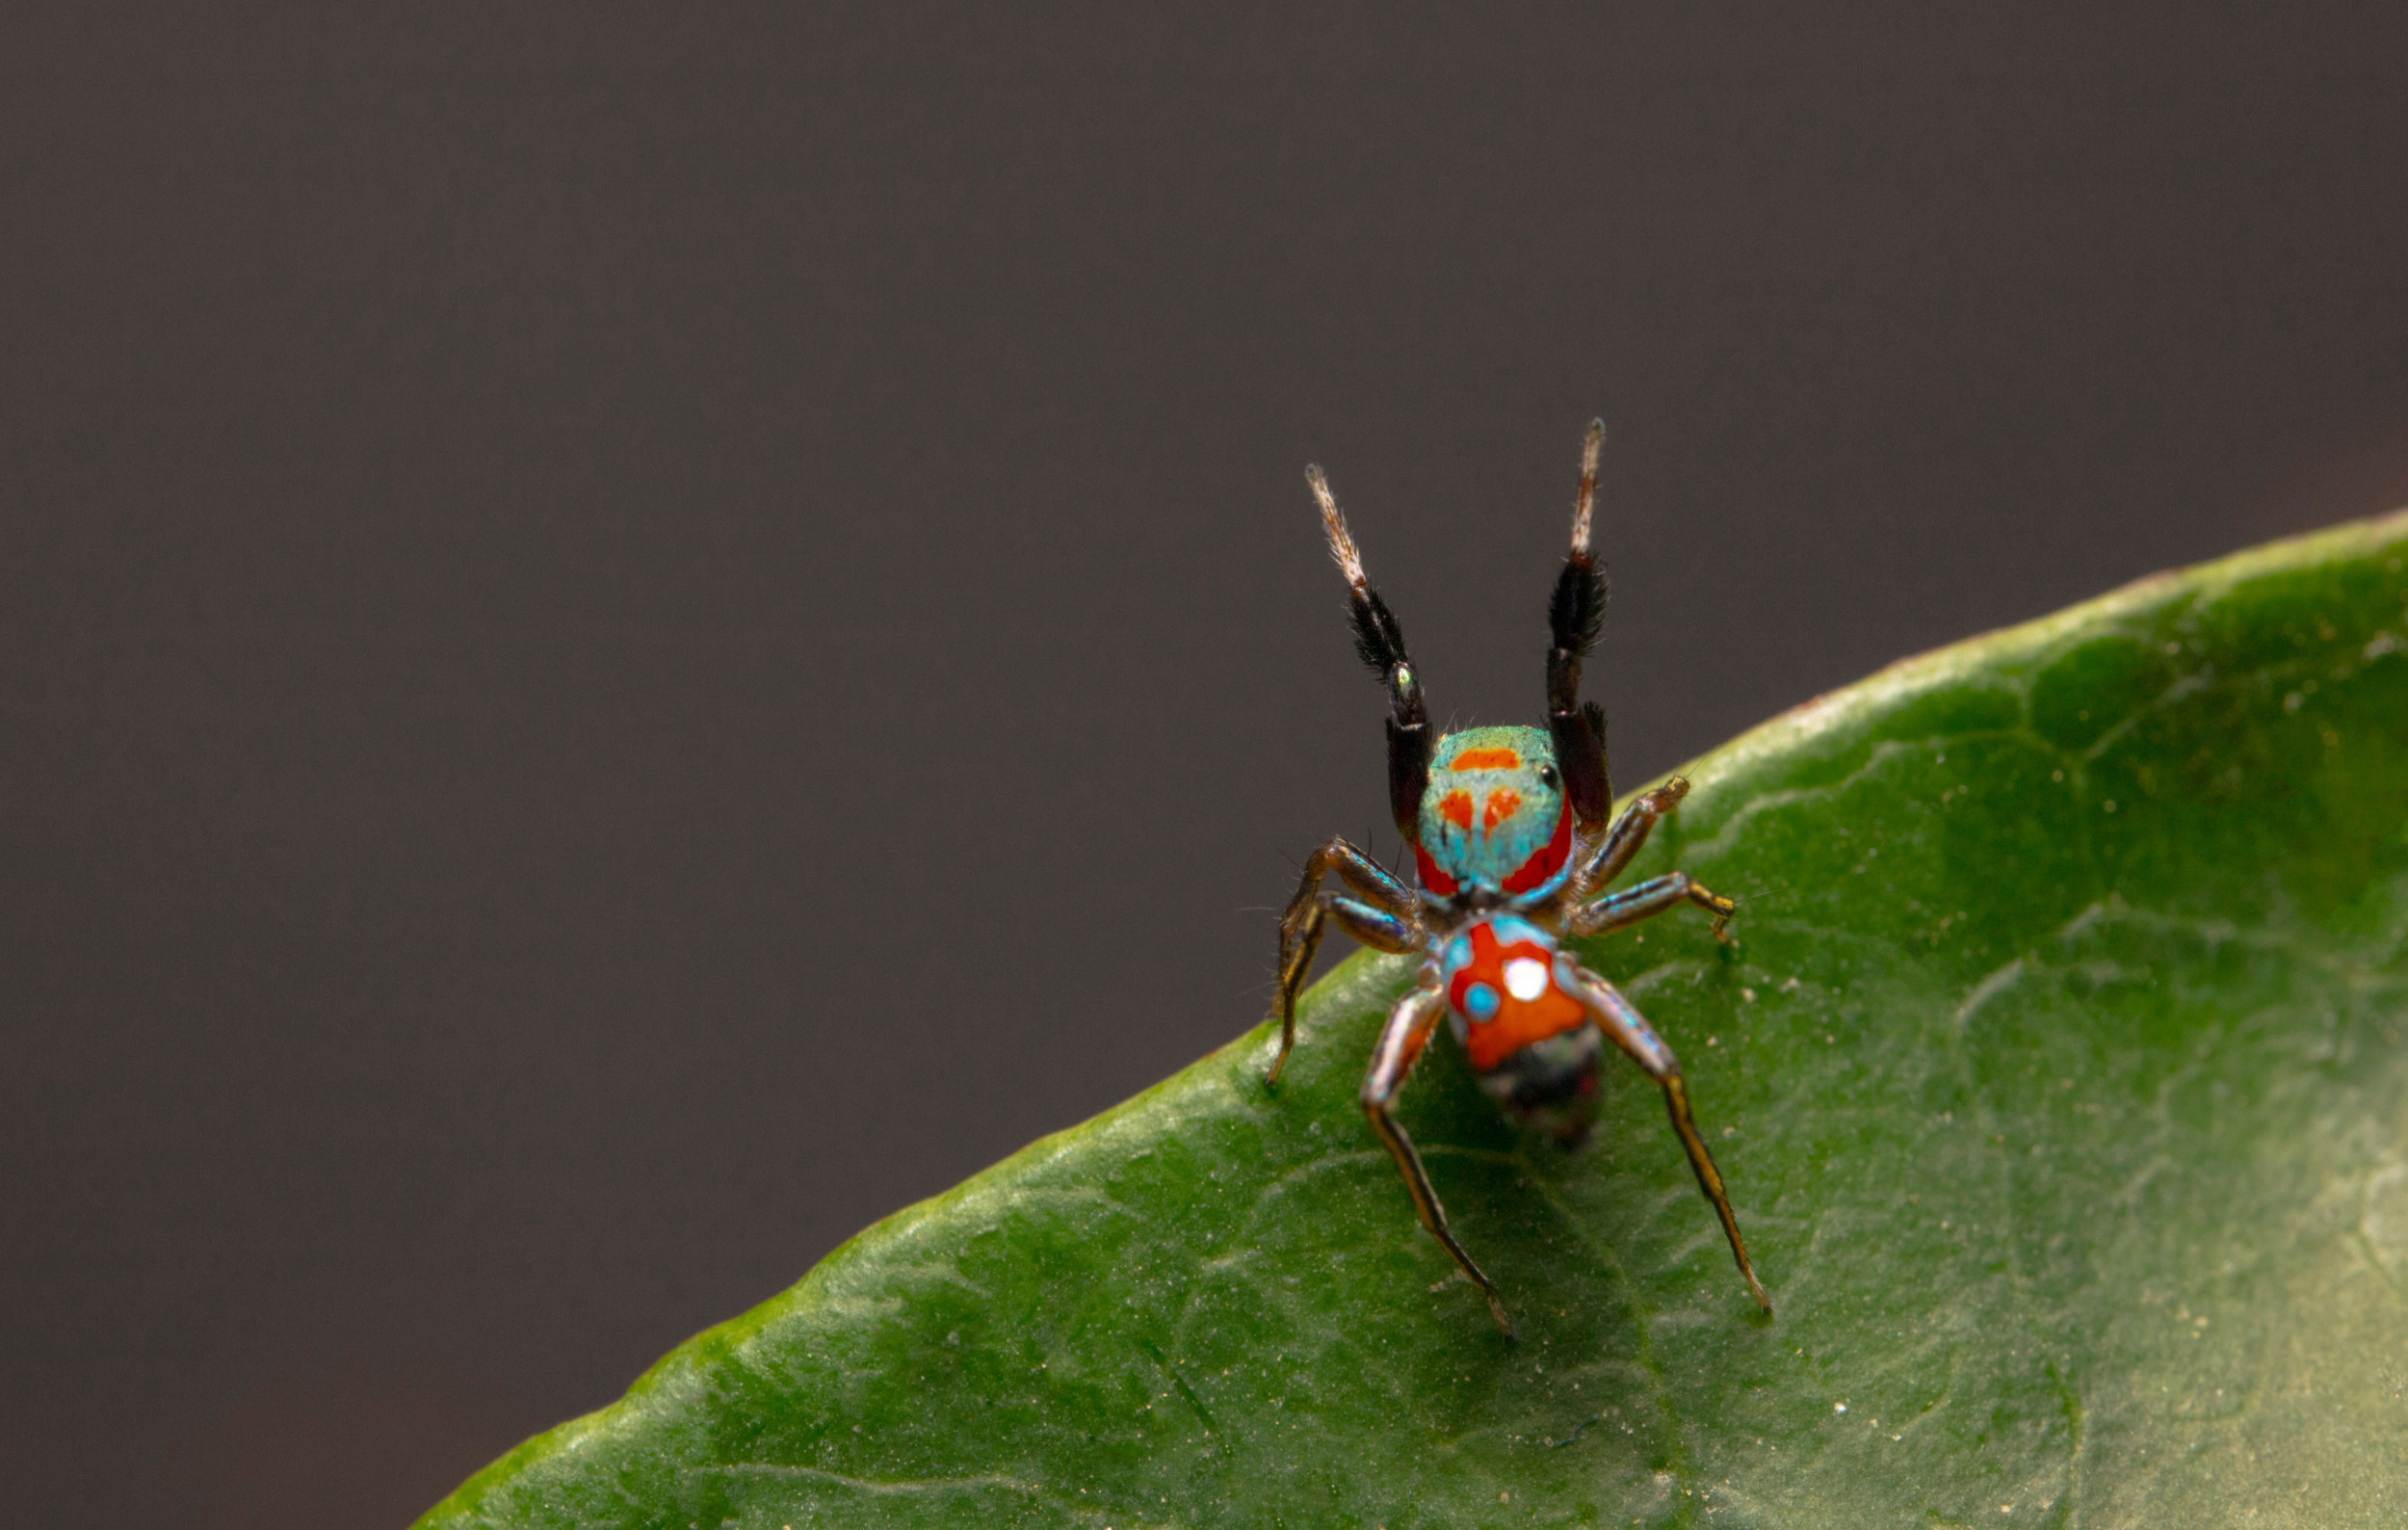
[1475,1026,1606,1145]
[1440,913,1604,1143]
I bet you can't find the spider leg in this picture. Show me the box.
[1546,420,1613,840]
[1307,467,1434,841]
[1571,775,1694,896]
[1567,964,1771,1313]
[1361,984,1515,1336]
[1268,896,1421,1083]
[1567,870,1736,940]
[1267,838,1420,1084]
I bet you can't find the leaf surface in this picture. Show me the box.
[423,513,2408,1529]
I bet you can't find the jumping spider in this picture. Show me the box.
[1266,421,1769,1336]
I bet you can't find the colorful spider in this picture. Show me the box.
[1266,421,1770,1336]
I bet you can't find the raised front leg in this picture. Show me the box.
[1568,870,1736,940]
[1545,419,1613,841]
[1567,964,1771,1313]
[1306,465,1434,840]
[1571,775,1693,897]
[1360,985,1515,1336]
[1267,838,1420,1084]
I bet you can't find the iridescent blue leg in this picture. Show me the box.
[1571,776,1694,896]
[1360,984,1514,1336]
[1567,870,1735,939]
[1566,964,1770,1312]
[1269,839,1422,1083]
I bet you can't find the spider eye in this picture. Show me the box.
[1537,764,1560,788]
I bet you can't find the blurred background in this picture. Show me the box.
[7,5,2408,1524]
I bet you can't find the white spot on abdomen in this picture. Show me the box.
[1504,958,1550,1001]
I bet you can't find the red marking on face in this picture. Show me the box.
[1449,747,1521,771]
[1500,800,1574,893]
[1438,790,1474,831]
[1414,843,1459,894]
[1449,921,1589,1072]
[1481,788,1522,832]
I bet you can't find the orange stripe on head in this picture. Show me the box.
[1449,747,1520,771]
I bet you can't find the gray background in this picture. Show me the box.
[8,5,2408,1525]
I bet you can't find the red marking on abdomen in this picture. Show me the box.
[1449,747,1521,771]
[1481,788,1522,831]
[1438,790,1474,831]
[1449,921,1589,1072]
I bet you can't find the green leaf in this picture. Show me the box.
[422,514,2408,1529]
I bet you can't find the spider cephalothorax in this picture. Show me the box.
[1265,421,1768,1336]
[1411,726,1571,896]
